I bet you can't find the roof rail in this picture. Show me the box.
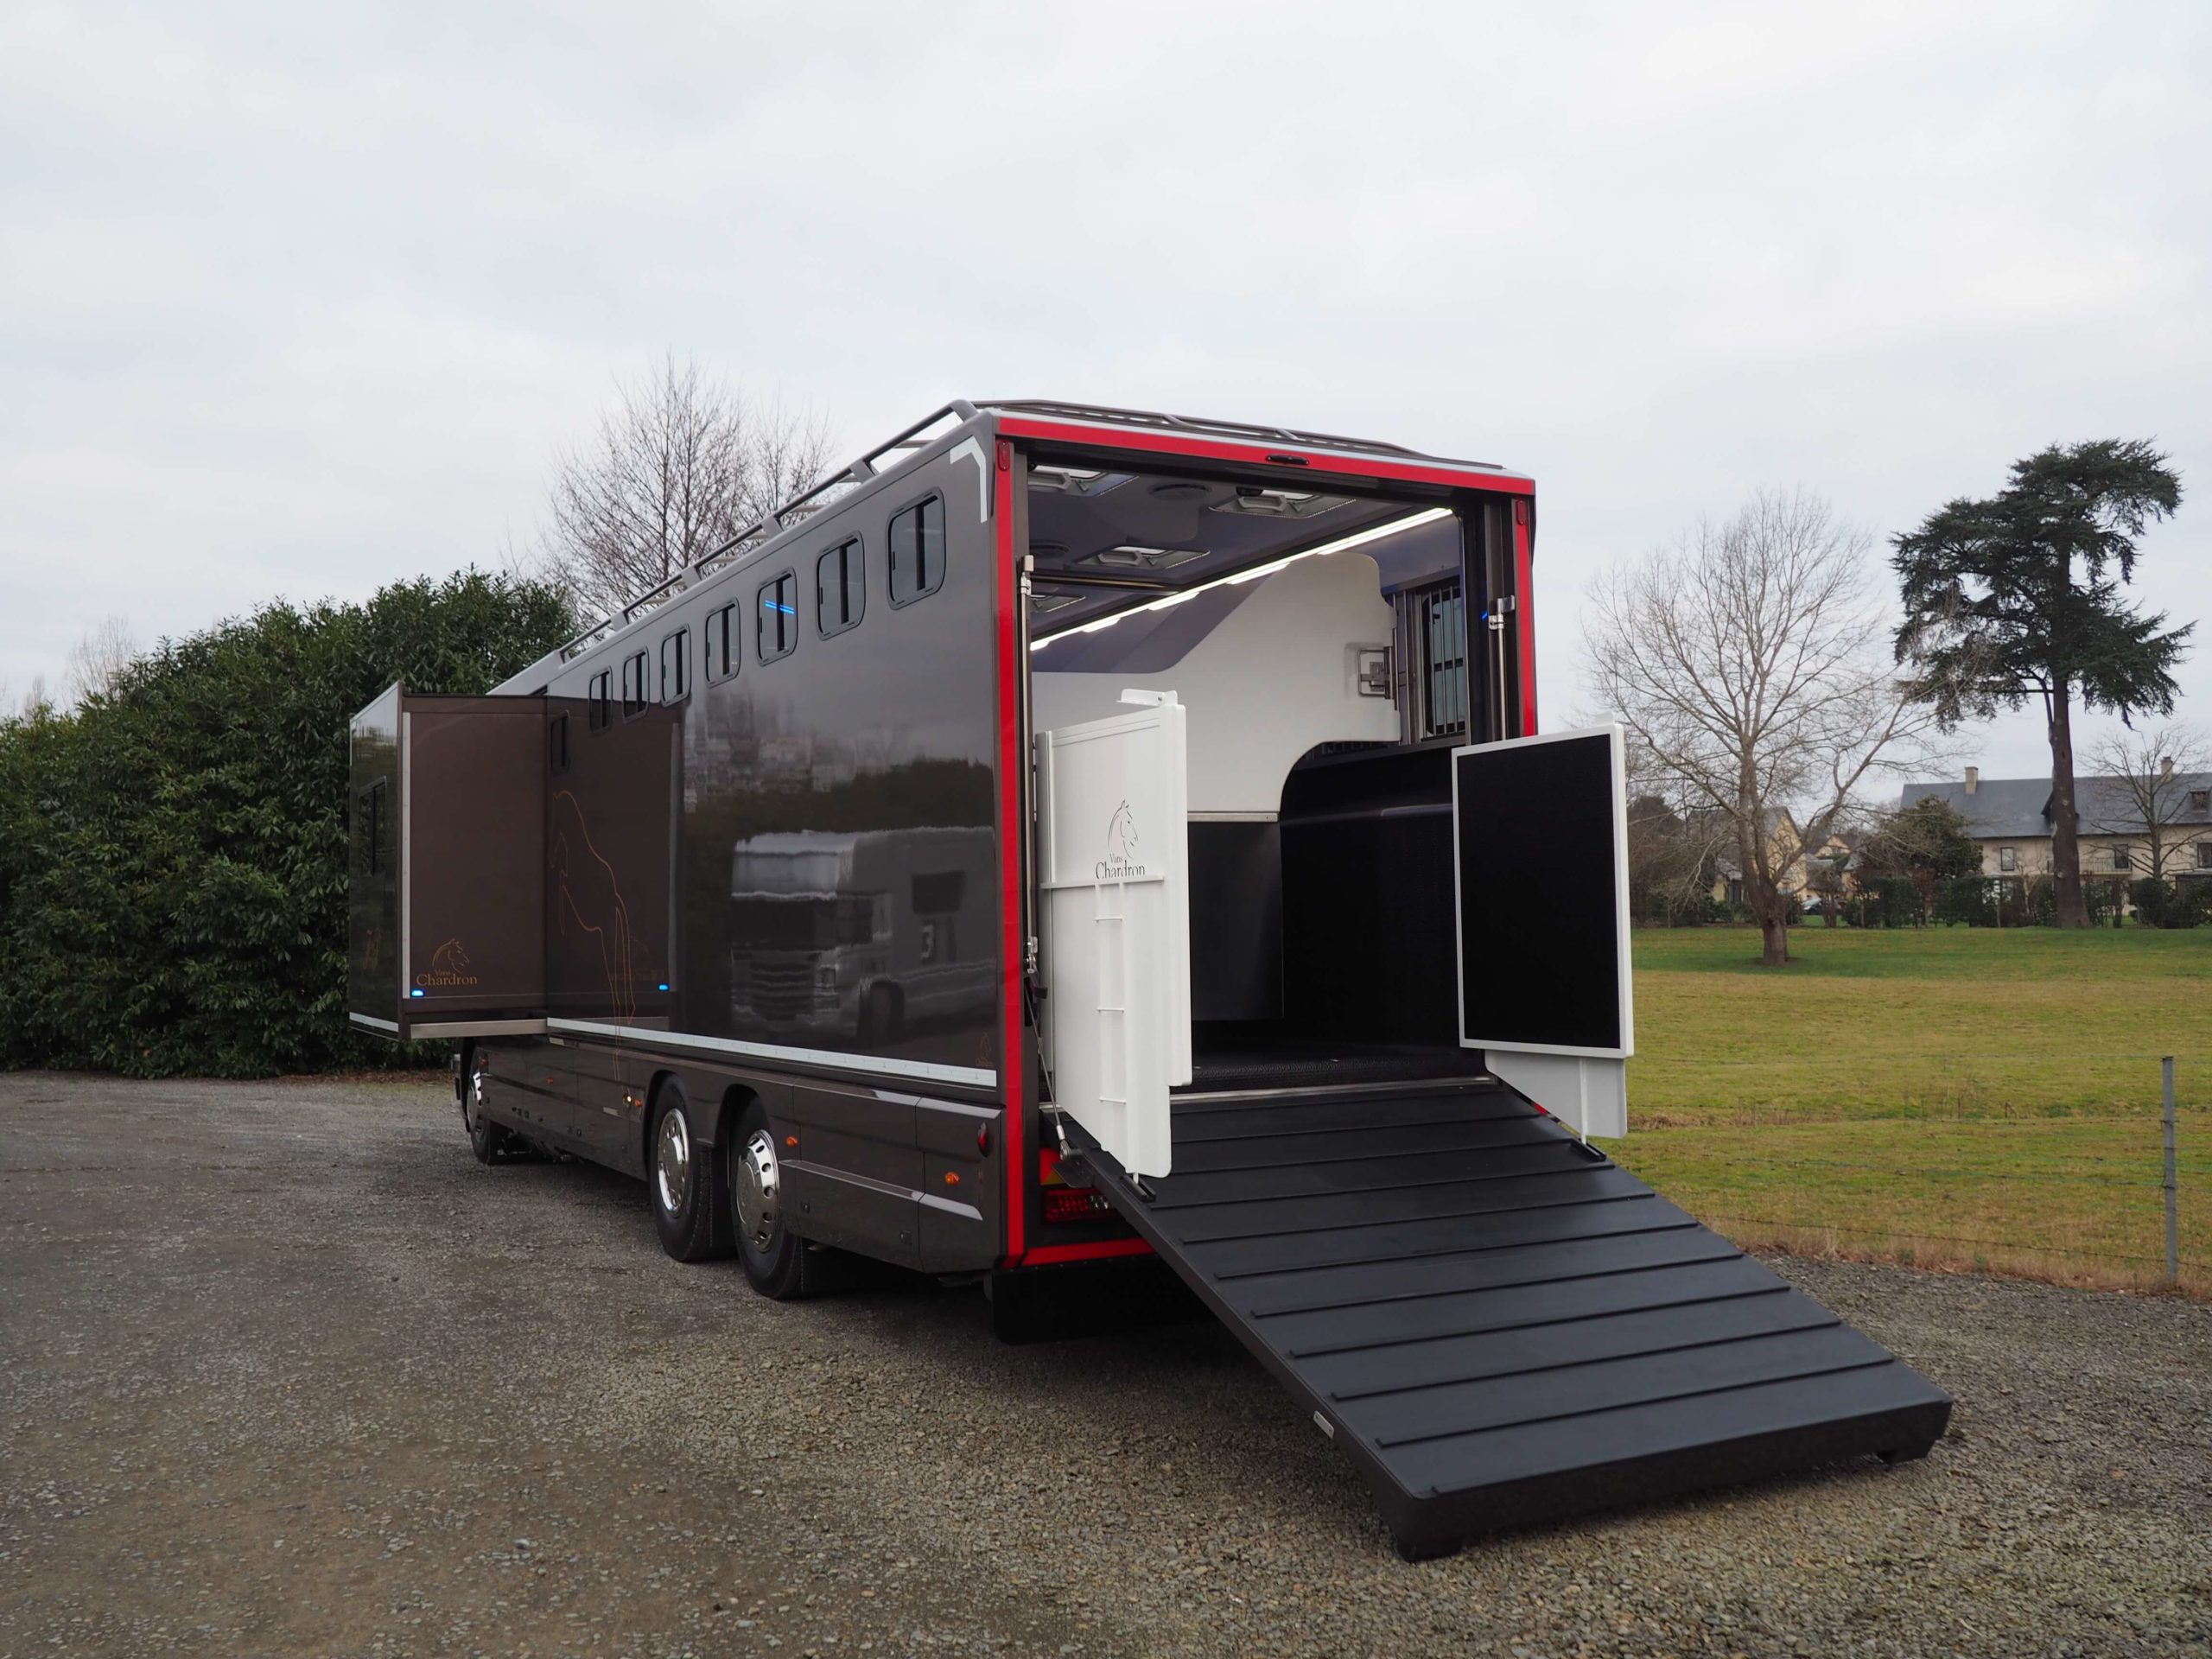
[975,397,1497,469]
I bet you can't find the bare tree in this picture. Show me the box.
[537,354,836,623]
[63,613,139,706]
[1584,489,1944,966]
[2087,723,2209,880]
[1620,740,1732,924]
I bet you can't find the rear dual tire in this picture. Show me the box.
[648,1088,823,1298]
[728,1099,822,1299]
[649,1083,730,1262]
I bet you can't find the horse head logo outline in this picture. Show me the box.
[430,938,472,977]
[1106,799,1139,862]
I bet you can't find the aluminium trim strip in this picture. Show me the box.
[544,1018,997,1088]
[350,1013,400,1033]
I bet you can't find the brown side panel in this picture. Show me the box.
[547,702,679,1026]
[404,696,548,1019]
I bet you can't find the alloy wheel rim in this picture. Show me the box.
[655,1108,692,1216]
[734,1128,780,1251]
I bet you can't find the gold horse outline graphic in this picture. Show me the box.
[550,789,639,1020]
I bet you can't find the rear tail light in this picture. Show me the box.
[1043,1188,1110,1225]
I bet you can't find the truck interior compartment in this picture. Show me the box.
[1031,503,1485,1092]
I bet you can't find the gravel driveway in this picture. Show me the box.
[2,1071,2207,1657]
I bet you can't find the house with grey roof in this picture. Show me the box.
[1899,766,2212,890]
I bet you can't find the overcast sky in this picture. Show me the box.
[5,1,2208,785]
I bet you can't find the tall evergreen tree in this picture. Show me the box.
[1892,441,2188,927]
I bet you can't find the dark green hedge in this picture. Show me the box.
[0,571,572,1077]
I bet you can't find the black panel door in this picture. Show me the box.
[1451,727,1630,1056]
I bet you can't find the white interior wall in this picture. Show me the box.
[1032,553,1399,818]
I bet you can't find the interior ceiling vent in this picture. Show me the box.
[1210,485,1352,518]
[1029,464,1132,496]
[1082,544,1210,571]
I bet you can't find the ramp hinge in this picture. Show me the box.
[1128,1173,1158,1203]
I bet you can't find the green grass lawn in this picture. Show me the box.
[1610,925,2212,1294]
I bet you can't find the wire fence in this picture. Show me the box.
[1610,1051,2205,1296]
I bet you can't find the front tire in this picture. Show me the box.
[649,1082,728,1262]
[729,1099,818,1299]
[462,1046,518,1164]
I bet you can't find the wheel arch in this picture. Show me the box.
[638,1066,684,1174]
[712,1078,762,1147]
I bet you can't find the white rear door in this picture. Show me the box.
[1452,724,1633,1139]
[1035,692,1191,1178]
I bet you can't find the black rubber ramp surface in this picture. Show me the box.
[1072,1083,1954,1558]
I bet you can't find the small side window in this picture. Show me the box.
[621,651,649,717]
[588,670,612,733]
[704,603,739,683]
[660,628,690,703]
[550,712,570,775]
[1999,847,2018,874]
[817,537,865,638]
[757,571,798,663]
[889,494,945,607]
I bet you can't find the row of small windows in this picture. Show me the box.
[1989,842,2212,874]
[574,493,947,737]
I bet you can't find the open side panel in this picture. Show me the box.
[1036,694,1190,1178]
[348,684,550,1039]
[1453,725,1631,1138]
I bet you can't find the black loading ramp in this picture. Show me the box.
[1065,1083,1952,1558]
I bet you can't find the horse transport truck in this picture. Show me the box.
[348,398,1949,1558]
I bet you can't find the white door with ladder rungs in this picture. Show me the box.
[1036,693,1191,1178]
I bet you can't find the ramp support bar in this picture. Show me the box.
[1484,1051,1627,1141]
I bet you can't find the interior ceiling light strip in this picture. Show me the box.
[1031,506,1449,648]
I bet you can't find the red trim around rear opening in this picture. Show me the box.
[1020,1238,1156,1268]
[995,441,1027,1264]
[993,416,1534,498]
[1514,499,1538,735]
